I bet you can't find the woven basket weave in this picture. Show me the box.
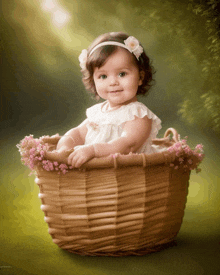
[35,128,190,256]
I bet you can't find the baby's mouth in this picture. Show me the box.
[109,90,123,93]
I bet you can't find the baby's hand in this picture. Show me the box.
[67,145,95,168]
[41,134,60,144]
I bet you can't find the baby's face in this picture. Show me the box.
[93,48,143,109]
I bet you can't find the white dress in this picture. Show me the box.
[74,101,163,154]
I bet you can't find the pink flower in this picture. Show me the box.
[43,164,50,171]
[198,153,204,160]
[166,137,204,173]
[48,161,54,171]
[184,146,192,154]
[195,144,203,150]
[181,139,187,144]
[59,164,68,169]
[29,148,36,154]
[188,159,193,164]
[174,142,182,149]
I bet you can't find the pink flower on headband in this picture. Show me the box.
[124,36,143,60]
[79,49,87,69]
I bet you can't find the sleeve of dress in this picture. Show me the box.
[121,102,162,140]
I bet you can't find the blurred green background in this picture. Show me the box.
[1,0,220,274]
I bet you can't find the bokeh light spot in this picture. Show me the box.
[41,0,56,11]
[41,0,71,28]
[187,176,209,206]
[52,9,70,28]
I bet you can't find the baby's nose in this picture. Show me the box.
[110,76,119,85]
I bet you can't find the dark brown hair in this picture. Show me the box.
[81,32,155,98]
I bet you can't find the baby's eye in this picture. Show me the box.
[119,72,127,77]
[99,74,107,79]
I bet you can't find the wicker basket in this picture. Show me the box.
[34,128,190,256]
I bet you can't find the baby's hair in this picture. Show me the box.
[81,32,156,98]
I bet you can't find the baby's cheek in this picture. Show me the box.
[94,81,104,90]
[98,81,106,88]
[123,76,134,84]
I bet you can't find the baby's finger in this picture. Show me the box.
[67,151,75,166]
[68,151,80,166]
[73,158,83,168]
[73,154,85,168]
[68,152,86,168]
[76,154,90,168]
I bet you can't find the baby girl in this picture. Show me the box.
[46,32,163,168]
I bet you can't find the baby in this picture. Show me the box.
[47,32,163,168]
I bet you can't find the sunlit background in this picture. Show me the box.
[1,0,220,274]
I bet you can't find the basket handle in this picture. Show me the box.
[163,128,179,143]
[152,128,179,146]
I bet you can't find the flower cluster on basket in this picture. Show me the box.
[17,135,73,175]
[167,137,204,173]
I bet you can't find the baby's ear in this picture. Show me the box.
[139,70,145,86]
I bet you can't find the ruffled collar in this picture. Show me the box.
[101,101,138,113]
[86,101,161,126]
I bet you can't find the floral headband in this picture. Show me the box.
[78,36,143,70]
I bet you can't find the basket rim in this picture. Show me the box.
[37,127,179,170]
[75,150,177,170]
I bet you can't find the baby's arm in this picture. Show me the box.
[44,119,89,163]
[56,119,89,151]
[94,116,152,156]
[68,116,152,168]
